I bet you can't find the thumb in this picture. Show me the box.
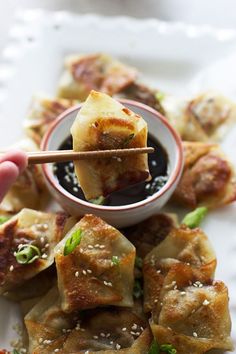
[0,161,19,202]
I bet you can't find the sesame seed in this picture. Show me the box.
[106,333,111,337]
[82,270,87,275]
[154,299,158,303]
[180,291,186,295]
[75,271,79,277]
[193,332,198,337]
[140,327,144,331]
[87,269,92,274]
[203,299,210,306]
[93,335,98,339]
[131,331,136,335]
[88,245,94,249]
[85,351,89,354]
[62,328,67,333]
[116,344,121,350]
[40,236,45,243]
[99,245,105,249]
[95,244,100,248]
[45,243,49,248]
[135,332,140,336]
[9,265,14,272]
[193,281,203,288]
[110,341,114,345]
[173,285,178,290]
[41,253,48,259]
[122,327,127,331]
[100,333,106,337]
[39,338,43,344]
[54,350,60,353]
[73,187,79,192]
[156,270,161,273]
[132,324,138,330]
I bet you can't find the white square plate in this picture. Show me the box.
[0,10,236,352]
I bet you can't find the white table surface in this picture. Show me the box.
[1,0,236,53]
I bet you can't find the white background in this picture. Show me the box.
[1,0,236,53]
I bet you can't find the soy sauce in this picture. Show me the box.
[53,135,168,206]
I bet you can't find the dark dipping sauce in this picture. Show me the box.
[53,135,169,206]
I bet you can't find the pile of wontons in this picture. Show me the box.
[0,53,236,354]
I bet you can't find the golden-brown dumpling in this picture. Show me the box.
[25,96,78,145]
[55,214,135,313]
[71,90,150,200]
[184,91,236,141]
[25,287,152,354]
[0,208,71,293]
[150,278,233,354]
[173,141,236,209]
[124,213,178,259]
[143,225,216,313]
[0,138,50,214]
[58,53,137,100]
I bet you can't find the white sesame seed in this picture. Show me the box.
[39,337,43,344]
[173,285,178,290]
[54,350,60,353]
[45,243,49,248]
[203,299,210,306]
[40,236,45,243]
[180,291,186,295]
[106,333,111,338]
[88,245,94,249]
[62,328,67,333]
[154,299,158,303]
[85,351,89,354]
[132,324,138,330]
[95,244,100,248]
[116,344,121,350]
[110,341,114,345]
[9,265,14,272]
[99,245,105,249]
[156,270,161,273]
[21,349,27,353]
[100,333,106,337]
[41,253,48,259]
[93,335,98,339]
[87,269,92,274]
[135,332,140,336]
[131,331,136,335]
[75,271,79,277]
[82,270,87,275]
[122,327,127,331]
[193,332,198,337]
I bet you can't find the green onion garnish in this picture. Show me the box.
[133,279,143,299]
[135,256,143,269]
[148,339,159,354]
[111,256,120,266]
[123,133,135,146]
[0,216,10,225]
[13,350,20,354]
[148,340,177,354]
[64,228,82,256]
[182,207,208,229]
[155,91,165,102]
[15,244,41,264]
[90,196,105,205]
[160,344,177,354]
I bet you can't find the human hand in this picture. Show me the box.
[0,150,28,202]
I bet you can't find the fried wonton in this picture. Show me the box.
[124,213,178,259]
[0,208,71,293]
[58,53,137,100]
[55,214,135,312]
[0,138,50,214]
[71,90,150,200]
[184,91,236,142]
[173,141,236,209]
[150,274,233,353]
[25,287,152,354]
[119,82,165,114]
[143,225,216,313]
[25,96,78,145]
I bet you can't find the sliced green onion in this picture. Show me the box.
[0,216,10,225]
[13,350,20,354]
[64,228,82,256]
[90,196,105,205]
[111,256,120,266]
[148,339,159,354]
[135,256,143,269]
[148,340,177,354]
[133,279,143,299]
[123,133,135,146]
[15,244,41,264]
[160,344,177,354]
[182,207,208,229]
[155,91,165,102]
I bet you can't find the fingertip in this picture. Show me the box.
[0,161,19,202]
[0,150,28,173]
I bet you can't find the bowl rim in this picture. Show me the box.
[41,98,183,212]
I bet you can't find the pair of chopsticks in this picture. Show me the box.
[27,147,154,164]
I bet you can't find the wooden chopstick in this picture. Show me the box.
[27,147,154,164]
